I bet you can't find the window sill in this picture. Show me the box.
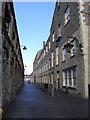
[51,67,54,69]
[62,60,65,63]
[70,54,75,59]
[64,20,70,27]
[56,64,59,66]
[63,86,76,89]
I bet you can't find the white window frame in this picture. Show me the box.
[63,67,76,87]
[56,47,59,65]
[62,48,66,61]
[51,73,53,85]
[64,6,70,25]
[49,41,51,49]
[51,52,54,68]
[49,59,51,70]
[58,24,61,37]
[46,75,48,84]
[52,32,55,42]
[71,40,75,56]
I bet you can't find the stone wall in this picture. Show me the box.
[1,2,24,115]
[33,2,89,99]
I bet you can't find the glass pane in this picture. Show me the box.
[65,78,67,85]
[67,7,69,17]
[73,68,76,78]
[73,78,76,86]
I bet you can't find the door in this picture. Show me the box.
[58,78,60,90]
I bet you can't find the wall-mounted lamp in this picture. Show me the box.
[64,40,73,53]
[80,10,90,15]
[21,46,27,50]
[64,36,83,53]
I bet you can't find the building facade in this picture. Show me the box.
[0,1,24,118]
[24,75,31,82]
[33,1,90,99]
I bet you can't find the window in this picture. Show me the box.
[71,40,75,56]
[73,68,76,86]
[49,41,51,49]
[52,32,55,42]
[49,59,51,69]
[46,75,48,83]
[56,47,59,65]
[44,64,45,72]
[63,67,76,87]
[49,74,51,84]
[64,6,70,25]
[58,24,61,37]
[51,51,54,68]
[65,71,68,86]
[46,62,48,71]
[68,70,72,86]
[62,48,66,61]
[51,73,53,85]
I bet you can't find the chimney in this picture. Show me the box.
[43,41,45,49]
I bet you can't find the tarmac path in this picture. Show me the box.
[4,82,88,118]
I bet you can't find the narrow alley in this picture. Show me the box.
[3,82,88,119]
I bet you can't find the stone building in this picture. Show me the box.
[30,72,34,83]
[0,1,24,117]
[24,74,31,82]
[33,1,90,99]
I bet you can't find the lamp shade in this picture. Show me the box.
[23,46,27,50]
[64,42,73,53]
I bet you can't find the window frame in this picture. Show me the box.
[71,40,76,57]
[52,31,55,42]
[63,67,76,88]
[62,48,66,61]
[56,47,59,65]
[64,6,70,26]
[51,51,54,68]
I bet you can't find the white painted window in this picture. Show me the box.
[63,67,76,87]
[56,47,59,65]
[62,48,66,61]
[71,40,75,56]
[49,41,51,49]
[52,32,55,42]
[64,7,70,25]
[46,62,47,71]
[68,70,72,86]
[58,24,61,37]
[51,73,53,85]
[51,51,54,68]
[46,75,48,83]
[73,68,76,86]
[49,59,51,69]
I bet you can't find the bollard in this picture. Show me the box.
[66,86,68,94]
[52,85,54,98]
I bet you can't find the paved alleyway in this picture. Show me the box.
[4,82,88,118]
